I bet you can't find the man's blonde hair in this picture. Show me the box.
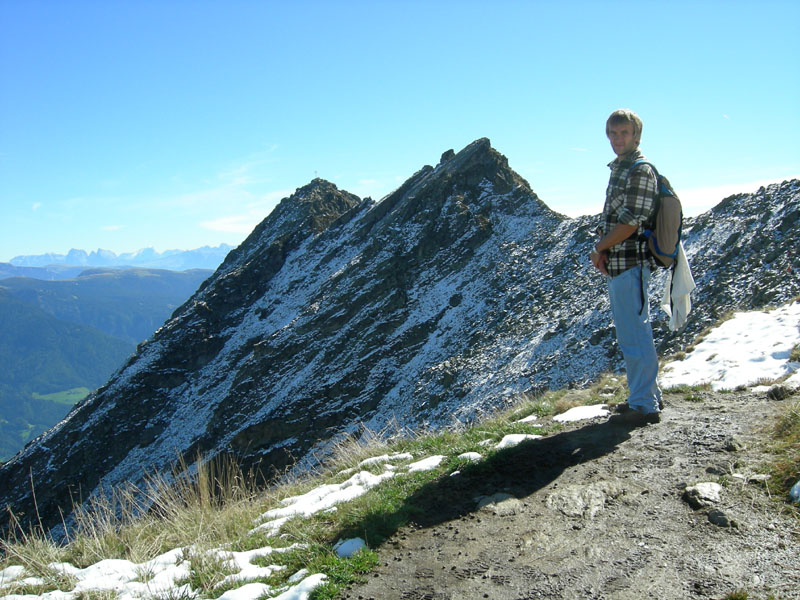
[606,109,643,141]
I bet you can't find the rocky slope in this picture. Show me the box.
[1,138,798,536]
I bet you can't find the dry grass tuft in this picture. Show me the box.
[1,453,267,578]
[768,400,800,509]
[790,344,800,363]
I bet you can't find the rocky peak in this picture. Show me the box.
[282,178,363,234]
[359,138,551,240]
[414,137,531,199]
[195,178,364,316]
[219,178,362,272]
[434,137,521,192]
[438,149,455,165]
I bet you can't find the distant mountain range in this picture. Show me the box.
[7,244,234,273]
[0,267,213,461]
[1,138,798,537]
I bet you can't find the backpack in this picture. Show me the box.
[629,160,683,268]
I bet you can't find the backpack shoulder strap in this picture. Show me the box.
[630,160,675,198]
[625,160,661,244]
[629,159,659,178]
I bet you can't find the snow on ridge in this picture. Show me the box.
[99,218,375,489]
[660,301,800,391]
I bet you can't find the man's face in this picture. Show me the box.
[607,121,639,157]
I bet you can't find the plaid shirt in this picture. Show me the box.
[600,149,658,277]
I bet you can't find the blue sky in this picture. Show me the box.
[1,0,798,262]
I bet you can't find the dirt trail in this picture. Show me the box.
[342,391,799,600]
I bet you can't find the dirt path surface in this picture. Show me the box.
[342,391,800,600]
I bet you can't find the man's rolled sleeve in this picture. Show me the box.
[616,206,640,227]
[622,166,658,225]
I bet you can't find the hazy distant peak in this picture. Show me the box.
[10,245,234,272]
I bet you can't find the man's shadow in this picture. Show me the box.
[336,419,633,542]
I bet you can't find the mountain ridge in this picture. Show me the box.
[1,139,798,536]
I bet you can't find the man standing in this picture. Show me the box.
[590,108,662,424]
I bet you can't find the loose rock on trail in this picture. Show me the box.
[343,390,799,599]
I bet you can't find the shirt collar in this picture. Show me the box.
[607,148,644,169]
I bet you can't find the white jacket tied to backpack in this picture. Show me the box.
[660,241,695,331]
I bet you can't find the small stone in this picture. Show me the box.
[748,473,771,485]
[790,479,800,503]
[683,482,722,509]
[723,437,744,452]
[708,508,737,528]
[546,482,623,519]
[476,492,523,516]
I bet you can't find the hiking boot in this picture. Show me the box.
[613,400,664,413]
[609,409,661,427]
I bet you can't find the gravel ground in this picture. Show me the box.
[342,390,800,600]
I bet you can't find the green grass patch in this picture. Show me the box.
[175,547,238,598]
[586,373,628,405]
[261,543,379,600]
[31,387,91,406]
[18,423,37,443]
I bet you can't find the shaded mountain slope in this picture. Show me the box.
[0,268,212,345]
[0,290,134,461]
[0,268,212,461]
